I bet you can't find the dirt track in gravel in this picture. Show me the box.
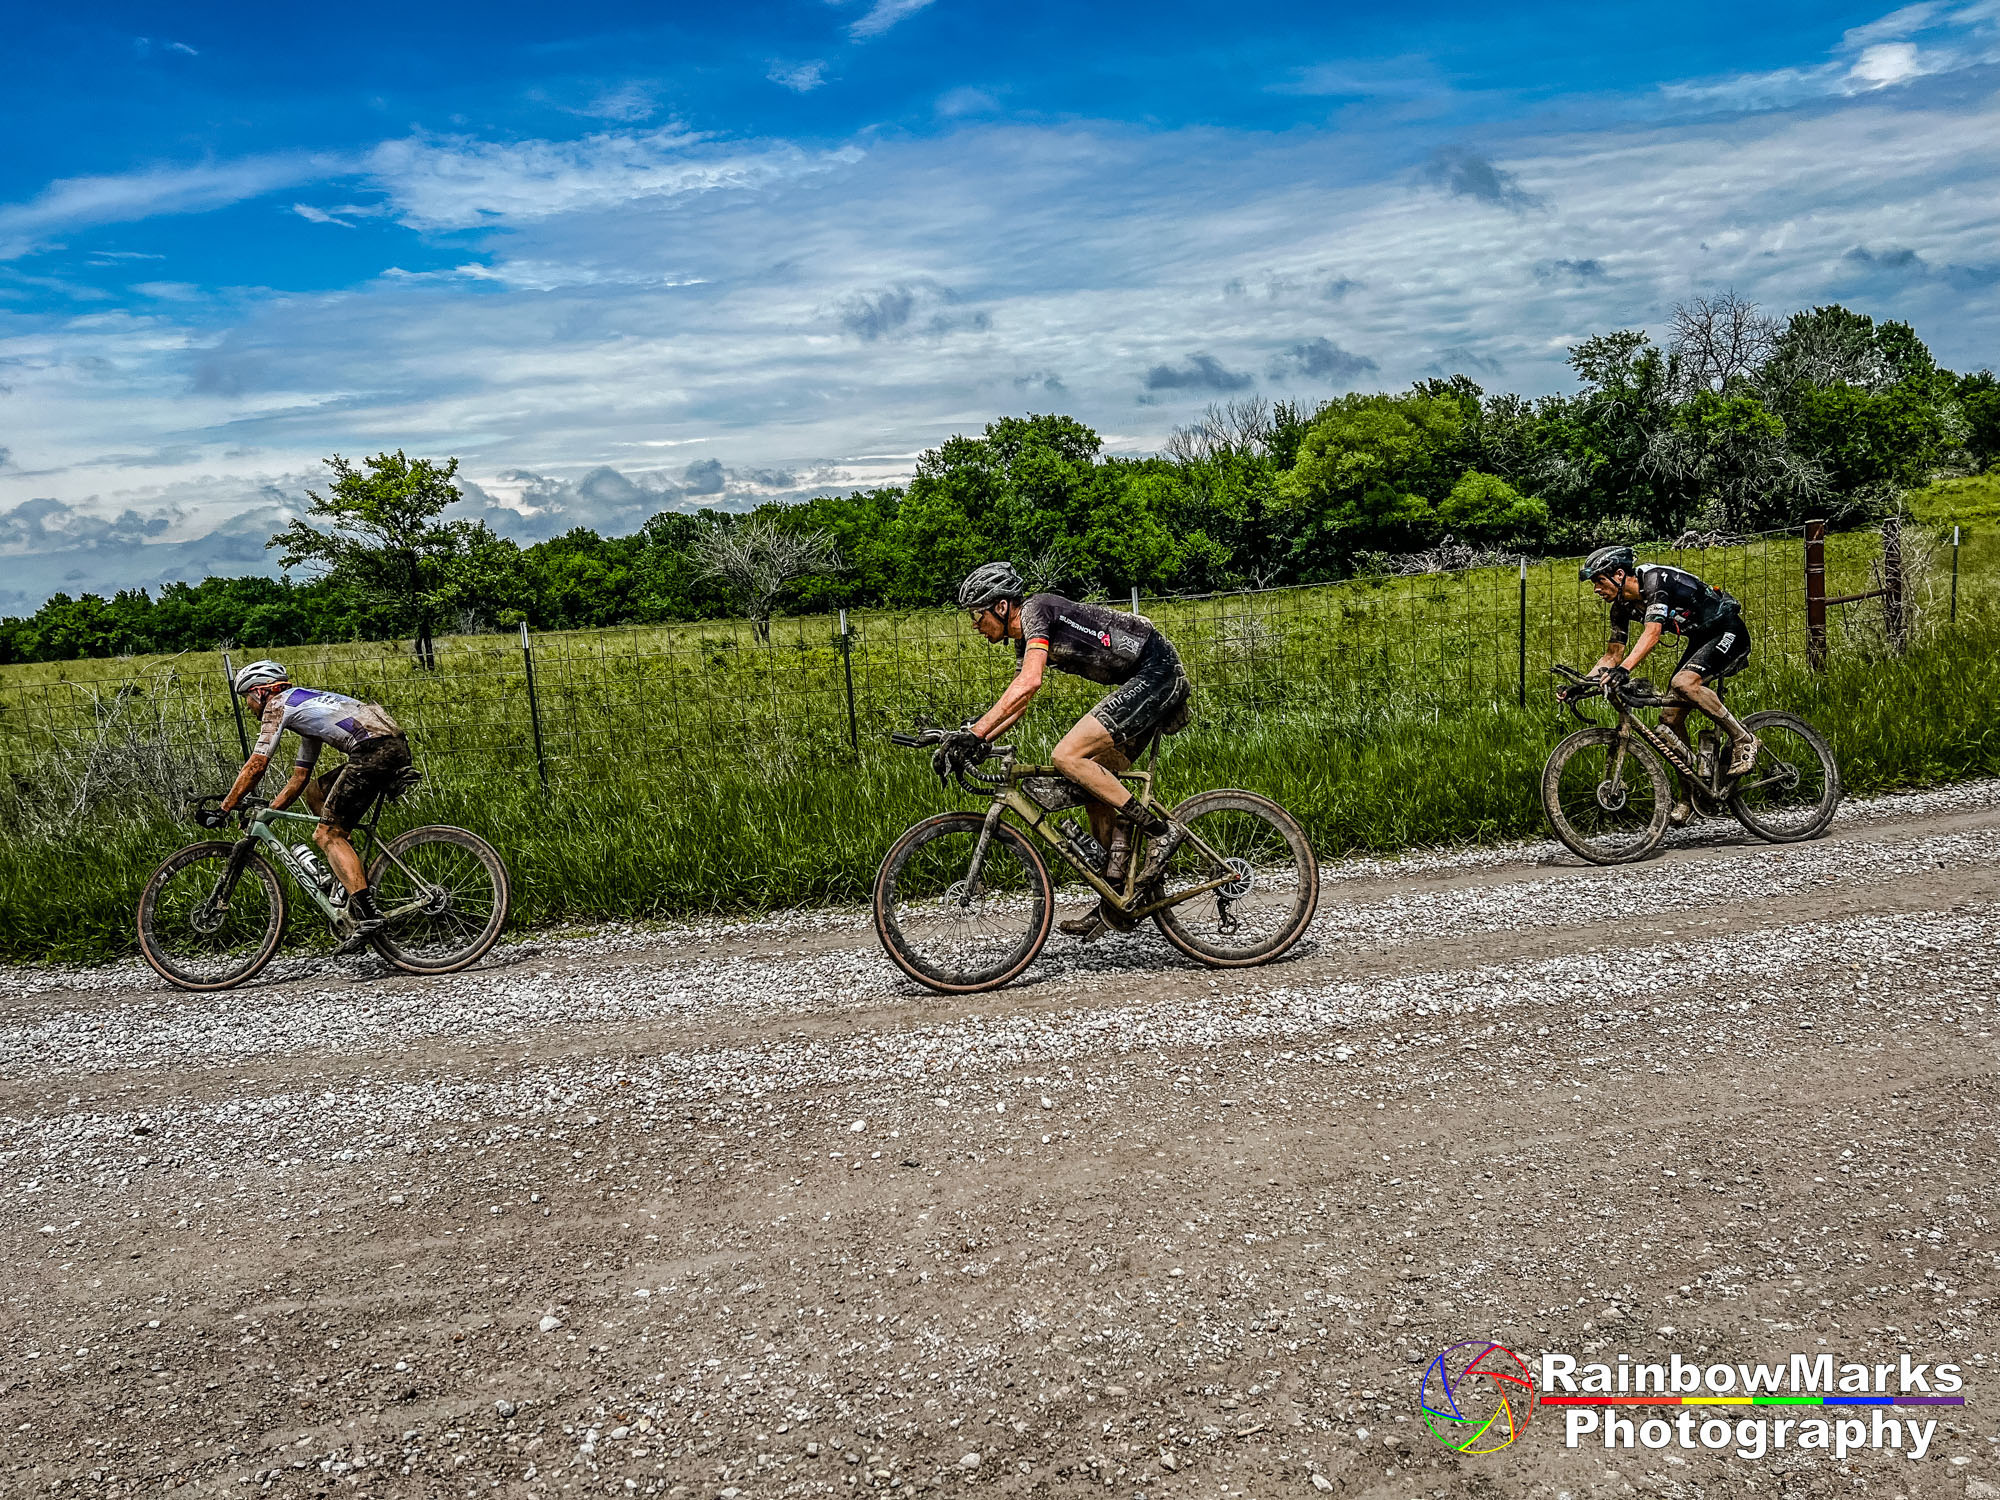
[3,785,1998,1500]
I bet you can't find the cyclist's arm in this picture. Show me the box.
[220,754,270,811]
[267,765,312,812]
[1619,621,1665,672]
[1592,640,1626,674]
[970,642,1047,740]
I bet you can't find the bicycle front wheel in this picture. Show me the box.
[1151,790,1319,967]
[1542,727,1672,864]
[137,841,286,991]
[874,813,1053,993]
[367,826,511,974]
[1728,712,1840,843]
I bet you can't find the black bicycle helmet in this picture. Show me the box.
[1579,545,1636,582]
[956,562,1025,611]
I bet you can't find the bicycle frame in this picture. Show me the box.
[962,752,1245,920]
[229,796,432,925]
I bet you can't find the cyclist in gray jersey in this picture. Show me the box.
[212,660,414,937]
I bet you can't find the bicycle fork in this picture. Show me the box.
[958,799,1010,905]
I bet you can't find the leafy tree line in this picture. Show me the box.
[6,299,1996,665]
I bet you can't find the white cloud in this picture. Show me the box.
[768,60,828,93]
[0,156,324,259]
[1663,0,2000,108]
[1843,3,1943,48]
[1848,41,1930,85]
[570,83,658,122]
[363,127,858,230]
[936,86,999,117]
[847,0,937,39]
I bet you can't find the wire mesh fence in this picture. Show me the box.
[0,520,1980,821]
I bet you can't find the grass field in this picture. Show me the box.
[1,518,1992,963]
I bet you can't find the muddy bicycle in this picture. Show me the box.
[1542,664,1840,864]
[873,729,1319,992]
[137,789,510,991]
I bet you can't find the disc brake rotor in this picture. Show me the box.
[1595,780,1629,813]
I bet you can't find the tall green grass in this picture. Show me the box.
[6,618,1997,965]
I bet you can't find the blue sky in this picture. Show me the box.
[5,0,2000,609]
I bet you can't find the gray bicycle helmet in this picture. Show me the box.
[1579,545,1636,582]
[956,562,1025,611]
[232,658,289,694]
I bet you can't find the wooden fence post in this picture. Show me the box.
[1881,516,1906,654]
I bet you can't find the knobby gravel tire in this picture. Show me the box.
[1728,711,1841,844]
[1542,727,1673,865]
[1151,790,1319,968]
[366,825,511,975]
[137,840,286,992]
[874,813,1053,994]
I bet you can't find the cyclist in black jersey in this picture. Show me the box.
[946,562,1191,938]
[1581,545,1761,826]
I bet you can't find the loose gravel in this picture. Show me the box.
[2,781,1998,1499]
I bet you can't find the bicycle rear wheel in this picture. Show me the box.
[367,826,511,974]
[1151,790,1319,967]
[1728,712,1840,843]
[137,840,286,991]
[1541,727,1672,864]
[874,812,1053,993]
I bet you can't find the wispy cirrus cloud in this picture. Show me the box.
[364,128,860,231]
[768,60,828,92]
[845,0,938,40]
[0,155,325,260]
[1661,0,2000,107]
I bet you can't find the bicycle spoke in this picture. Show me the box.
[138,845,284,990]
[1152,793,1317,966]
[878,818,1049,991]
[369,829,509,972]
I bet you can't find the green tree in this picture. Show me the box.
[1275,392,1472,572]
[1437,471,1549,548]
[270,451,478,668]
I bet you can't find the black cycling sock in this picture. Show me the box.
[1117,796,1169,837]
[349,888,382,921]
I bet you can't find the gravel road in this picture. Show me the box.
[4,784,1998,1500]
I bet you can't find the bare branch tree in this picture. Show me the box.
[1163,396,1273,465]
[691,516,841,644]
[1668,291,1777,395]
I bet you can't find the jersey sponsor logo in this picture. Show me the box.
[1718,632,1736,651]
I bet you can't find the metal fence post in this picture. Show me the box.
[1516,558,1527,707]
[1882,515,1907,654]
[1951,525,1961,624]
[519,621,549,789]
[1131,585,1141,615]
[221,650,250,759]
[838,608,860,756]
[1804,519,1827,671]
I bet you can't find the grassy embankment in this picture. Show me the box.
[1,522,1992,963]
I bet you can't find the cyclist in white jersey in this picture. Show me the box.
[210,660,413,937]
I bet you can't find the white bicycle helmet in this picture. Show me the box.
[232,659,289,695]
